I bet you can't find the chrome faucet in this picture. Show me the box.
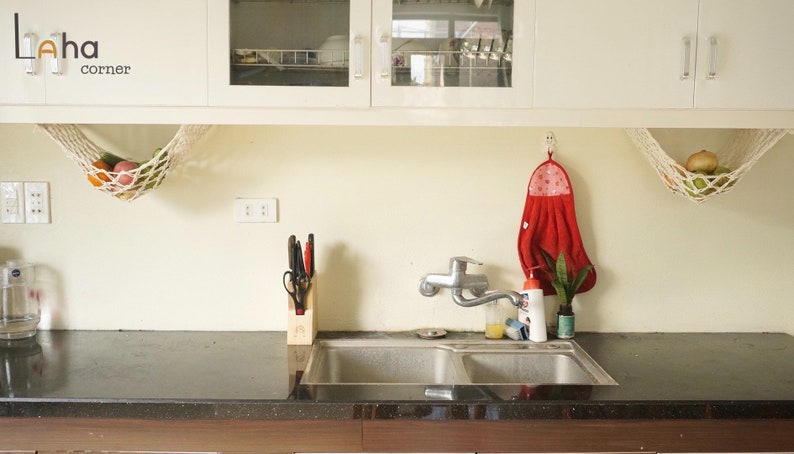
[418,257,522,308]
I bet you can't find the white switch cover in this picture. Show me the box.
[234,198,278,223]
[1,182,25,223]
[24,181,50,224]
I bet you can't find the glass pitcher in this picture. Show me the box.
[0,261,40,340]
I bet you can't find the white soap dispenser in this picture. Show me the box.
[519,267,547,342]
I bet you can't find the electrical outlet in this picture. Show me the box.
[234,198,278,223]
[1,182,25,223]
[24,182,50,224]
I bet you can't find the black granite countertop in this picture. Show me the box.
[1,330,793,420]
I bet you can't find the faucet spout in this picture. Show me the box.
[451,288,523,308]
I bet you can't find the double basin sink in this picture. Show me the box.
[300,337,616,400]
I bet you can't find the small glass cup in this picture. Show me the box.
[485,301,505,339]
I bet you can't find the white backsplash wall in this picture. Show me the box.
[1,124,792,334]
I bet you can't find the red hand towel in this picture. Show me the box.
[517,155,596,296]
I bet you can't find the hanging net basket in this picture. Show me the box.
[36,124,212,202]
[625,128,789,203]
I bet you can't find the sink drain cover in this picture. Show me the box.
[416,328,447,339]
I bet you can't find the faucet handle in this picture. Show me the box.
[449,256,482,272]
[451,256,482,265]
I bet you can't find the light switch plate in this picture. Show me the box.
[1,182,25,223]
[24,181,50,224]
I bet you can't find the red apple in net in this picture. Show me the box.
[113,160,139,186]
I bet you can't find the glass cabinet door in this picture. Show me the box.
[372,0,534,108]
[208,0,371,107]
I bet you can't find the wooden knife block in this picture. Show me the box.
[287,276,317,345]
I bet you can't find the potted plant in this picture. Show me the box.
[540,249,594,339]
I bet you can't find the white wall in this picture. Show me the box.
[1,124,792,334]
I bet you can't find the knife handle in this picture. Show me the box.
[308,233,315,277]
[287,235,296,271]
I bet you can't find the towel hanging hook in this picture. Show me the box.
[544,131,556,159]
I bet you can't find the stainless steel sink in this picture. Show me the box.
[301,338,617,386]
[302,342,458,384]
[460,350,597,384]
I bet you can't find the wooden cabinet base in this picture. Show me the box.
[363,419,794,453]
[2,417,793,453]
[0,418,361,453]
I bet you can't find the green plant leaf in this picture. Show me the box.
[570,264,594,295]
[555,252,569,287]
[540,248,593,305]
[539,249,556,276]
[550,279,566,304]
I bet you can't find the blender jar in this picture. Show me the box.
[0,261,40,340]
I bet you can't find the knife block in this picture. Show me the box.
[287,277,317,345]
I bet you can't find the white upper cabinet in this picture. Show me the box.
[1,0,208,107]
[207,0,372,108]
[371,0,534,108]
[2,0,793,125]
[533,0,699,109]
[0,2,46,104]
[533,0,794,111]
[695,0,794,109]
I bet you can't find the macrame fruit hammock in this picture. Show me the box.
[625,128,790,203]
[36,124,212,202]
[517,151,597,297]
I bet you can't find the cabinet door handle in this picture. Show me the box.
[49,33,61,75]
[379,35,390,78]
[353,37,364,79]
[680,37,691,80]
[23,33,36,75]
[707,36,718,79]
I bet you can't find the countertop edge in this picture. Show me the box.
[3,399,794,421]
